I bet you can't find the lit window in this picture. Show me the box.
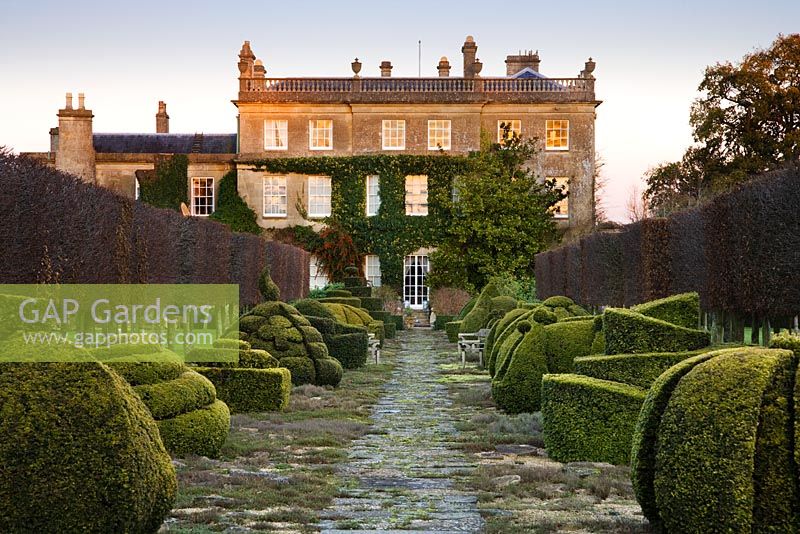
[405,175,428,216]
[427,120,451,150]
[263,175,287,217]
[551,176,569,219]
[497,120,521,144]
[382,120,405,150]
[309,255,329,289]
[309,119,333,150]
[307,175,332,217]
[366,175,380,216]
[135,177,140,200]
[546,119,569,151]
[191,177,214,216]
[365,255,382,287]
[403,254,429,309]
[264,119,288,150]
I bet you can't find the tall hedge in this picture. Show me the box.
[0,153,308,305]
[534,165,800,318]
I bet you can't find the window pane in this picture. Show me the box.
[308,175,332,217]
[309,255,329,289]
[364,255,382,287]
[497,119,521,144]
[405,175,428,216]
[427,120,451,150]
[263,176,288,216]
[191,177,214,216]
[382,120,405,150]
[366,175,381,216]
[264,119,288,150]
[545,119,569,150]
[309,119,333,149]
[403,254,429,308]
[551,176,569,218]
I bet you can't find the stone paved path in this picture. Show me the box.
[319,329,484,533]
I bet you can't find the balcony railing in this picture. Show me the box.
[241,76,594,94]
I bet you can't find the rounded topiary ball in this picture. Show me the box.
[517,320,533,333]
[0,362,177,533]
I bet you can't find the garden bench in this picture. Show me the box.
[458,328,490,367]
[368,333,381,364]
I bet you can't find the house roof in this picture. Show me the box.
[510,67,548,79]
[92,133,237,154]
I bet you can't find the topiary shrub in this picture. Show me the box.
[0,362,176,533]
[157,399,231,458]
[259,266,281,302]
[492,322,549,413]
[630,347,796,533]
[456,296,478,320]
[292,298,336,319]
[445,320,462,343]
[542,318,595,373]
[603,308,710,355]
[360,296,383,312]
[197,367,292,413]
[315,358,344,386]
[541,373,647,464]
[484,308,528,369]
[460,283,500,333]
[568,303,590,316]
[133,370,217,420]
[490,295,518,316]
[433,314,455,330]
[317,296,363,308]
[575,349,714,389]
[326,289,354,298]
[326,332,368,369]
[240,301,340,386]
[532,306,557,325]
[384,321,396,339]
[542,295,574,308]
[487,309,537,376]
[631,291,700,329]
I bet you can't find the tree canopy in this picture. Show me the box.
[645,33,800,216]
[428,126,565,292]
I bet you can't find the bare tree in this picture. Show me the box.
[626,183,650,222]
[593,152,608,225]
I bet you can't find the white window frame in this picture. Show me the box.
[307,175,332,218]
[497,119,521,144]
[263,175,288,218]
[190,177,215,216]
[427,119,451,150]
[264,119,288,150]
[545,119,570,151]
[405,175,428,216]
[135,177,140,200]
[366,175,381,216]
[403,254,429,309]
[381,119,405,150]
[364,254,382,287]
[309,119,333,150]
[552,176,569,219]
[309,255,330,290]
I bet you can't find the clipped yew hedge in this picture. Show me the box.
[574,349,712,390]
[0,153,308,305]
[630,292,700,329]
[631,347,797,533]
[0,362,177,533]
[541,373,647,465]
[603,308,710,354]
[197,367,291,413]
[534,165,800,317]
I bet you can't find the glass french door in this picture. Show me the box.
[403,255,429,309]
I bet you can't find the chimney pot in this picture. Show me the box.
[437,56,451,77]
[380,60,393,77]
[78,93,85,110]
[156,101,170,134]
[461,36,478,78]
[65,92,73,110]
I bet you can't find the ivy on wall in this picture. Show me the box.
[209,170,261,234]
[248,155,469,289]
[138,155,189,210]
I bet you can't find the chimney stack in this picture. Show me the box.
[56,91,95,183]
[156,101,169,133]
[380,60,393,77]
[461,36,478,78]
[437,56,451,77]
[505,50,541,76]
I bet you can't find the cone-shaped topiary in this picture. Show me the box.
[0,361,177,533]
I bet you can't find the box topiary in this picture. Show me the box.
[157,399,231,458]
[542,295,574,308]
[326,289,353,297]
[197,367,292,413]
[326,332,368,369]
[317,296,363,308]
[575,349,714,389]
[542,318,596,373]
[292,298,336,319]
[368,310,391,322]
[631,291,700,329]
[445,320,462,343]
[484,308,528,368]
[0,362,177,533]
[240,301,340,386]
[360,297,383,312]
[541,373,647,464]
[343,276,364,288]
[492,321,549,413]
[133,370,217,420]
[630,347,796,533]
[490,295,518,316]
[459,283,500,333]
[487,309,536,376]
[603,307,710,355]
[315,358,344,386]
[384,321,396,339]
[532,306,557,325]
[456,296,478,320]
[348,285,372,298]
[433,314,455,330]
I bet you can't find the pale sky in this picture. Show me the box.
[1,0,797,221]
